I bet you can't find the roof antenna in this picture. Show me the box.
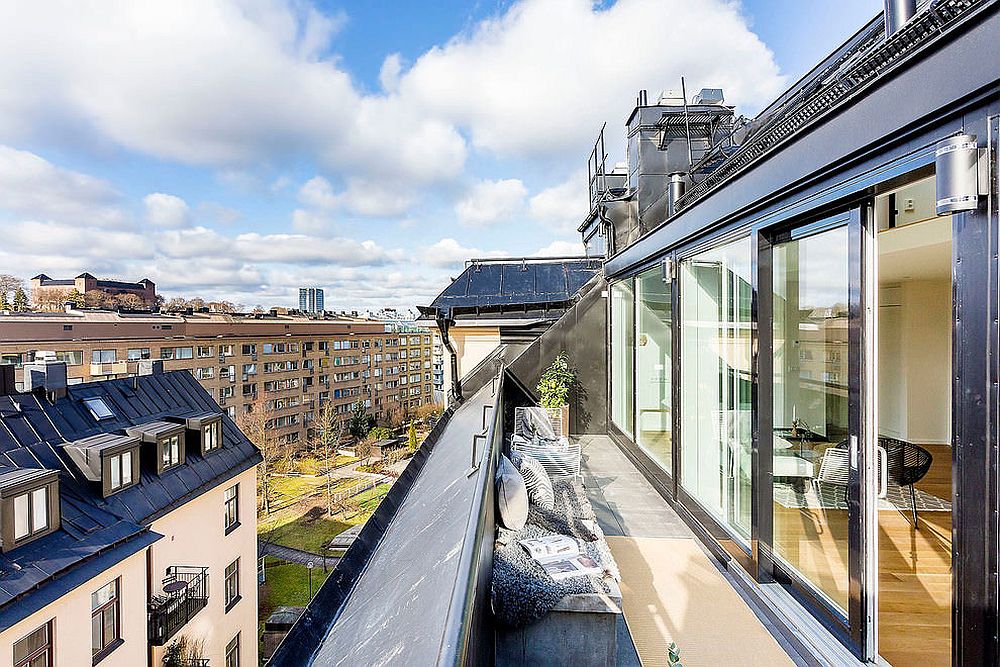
[681,76,694,169]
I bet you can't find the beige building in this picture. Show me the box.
[0,309,437,443]
[0,359,261,667]
[30,273,157,308]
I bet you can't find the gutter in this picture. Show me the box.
[436,309,463,404]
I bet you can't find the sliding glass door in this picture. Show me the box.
[610,279,634,437]
[635,267,672,472]
[679,237,753,544]
[759,209,871,656]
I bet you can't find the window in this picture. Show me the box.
[91,349,116,364]
[224,558,240,610]
[160,434,181,469]
[610,280,634,437]
[126,348,150,361]
[159,347,175,360]
[225,633,240,667]
[224,484,239,533]
[108,450,133,493]
[220,344,234,357]
[175,347,193,359]
[241,344,256,355]
[197,345,214,358]
[14,620,52,667]
[635,266,673,472]
[219,385,234,399]
[203,421,220,453]
[91,579,120,660]
[63,324,73,331]
[242,363,257,375]
[55,350,83,365]
[83,397,115,420]
[194,367,214,380]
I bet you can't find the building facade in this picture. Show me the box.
[0,310,437,444]
[298,287,325,314]
[0,362,261,667]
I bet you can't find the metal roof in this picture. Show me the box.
[423,257,601,316]
[0,370,261,628]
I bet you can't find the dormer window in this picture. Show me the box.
[126,422,186,475]
[63,433,141,497]
[0,467,60,551]
[203,421,220,453]
[168,412,224,457]
[161,434,181,470]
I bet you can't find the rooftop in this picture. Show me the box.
[0,370,261,629]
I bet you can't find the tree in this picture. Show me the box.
[30,287,69,311]
[537,351,577,409]
[116,293,145,310]
[12,287,29,312]
[163,636,205,667]
[66,288,85,306]
[164,297,187,311]
[0,274,22,307]
[347,401,375,440]
[84,289,108,309]
[237,400,283,515]
[312,401,344,516]
[407,420,418,451]
[186,297,205,310]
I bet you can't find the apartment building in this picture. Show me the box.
[0,357,261,667]
[298,287,325,314]
[30,273,156,306]
[0,309,437,445]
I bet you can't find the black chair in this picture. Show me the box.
[828,436,933,528]
[879,436,934,529]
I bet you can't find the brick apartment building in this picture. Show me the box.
[30,273,156,306]
[0,308,436,445]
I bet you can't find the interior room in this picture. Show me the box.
[875,176,953,667]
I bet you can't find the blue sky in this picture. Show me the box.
[0,0,879,311]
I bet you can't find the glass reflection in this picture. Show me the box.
[635,267,673,472]
[611,280,635,437]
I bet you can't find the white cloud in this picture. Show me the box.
[298,175,414,217]
[422,238,504,269]
[398,0,784,159]
[290,208,332,234]
[533,239,586,257]
[0,145,124,226]
[144,193,192,228]
[455,178,528,227]
[529,169,589,234]
[379,53,404,93]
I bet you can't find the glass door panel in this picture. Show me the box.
[610,279,635,437]
[680,237,752,542]
[771,223,851,612]
[635,267,673,472]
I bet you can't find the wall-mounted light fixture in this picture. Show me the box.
[935,134,988,216]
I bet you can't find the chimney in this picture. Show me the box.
[22,351,68,402]
[884,0,916,37]
[0,365,15,397]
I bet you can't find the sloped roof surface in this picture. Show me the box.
[0,371,261,628]
[426,258,600,313]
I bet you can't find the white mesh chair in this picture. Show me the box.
[512,406,580,479]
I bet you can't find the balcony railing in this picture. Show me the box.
[148,566,209,646]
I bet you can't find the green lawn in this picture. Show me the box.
[259,557,332,613]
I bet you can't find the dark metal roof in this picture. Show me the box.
[269,377,503,666]
[0,370,261,629]
[422,257,601,316]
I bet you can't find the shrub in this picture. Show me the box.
[536,352,576,409]
[367,426,394,441]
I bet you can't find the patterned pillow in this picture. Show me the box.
[518,454,554,510]
[495,455,528,530]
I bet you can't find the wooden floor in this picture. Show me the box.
[773,444,953,666]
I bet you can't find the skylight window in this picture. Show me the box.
[83,398,115,420]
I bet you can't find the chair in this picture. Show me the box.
[878,436,934,529]
[824,437,934,528]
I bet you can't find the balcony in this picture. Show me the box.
[148,566,209,646]
[90,361,128,376]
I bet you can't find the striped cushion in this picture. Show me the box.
[518,454,554,510]
[512,439,581,479]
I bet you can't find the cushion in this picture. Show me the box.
[496,454,528,530]
[519,454,554,510]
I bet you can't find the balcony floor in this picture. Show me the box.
[579,435,800,667]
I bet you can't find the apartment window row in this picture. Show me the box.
[263,378,299,392]
[160,346,193,360]
[266,415,299,428]
[263,360,298,373]
[262,342,298,354]
[265,397,300,410]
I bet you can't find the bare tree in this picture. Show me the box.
[164,297,187,311]
[84,289,108,308]
[312,401,345,516]
[31,287,69,312]
[237,400,284,515]
[0,275,23,307]
[116,293,145,310]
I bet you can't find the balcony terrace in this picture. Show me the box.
[148,566,210,647]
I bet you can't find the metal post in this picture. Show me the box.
[681,76,694,169]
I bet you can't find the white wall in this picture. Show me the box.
[878,279,951,444]
[149,467,259,667]
[0,547,148,667]
[437,325,501,406]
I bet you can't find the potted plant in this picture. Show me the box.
[536,352,576,436]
